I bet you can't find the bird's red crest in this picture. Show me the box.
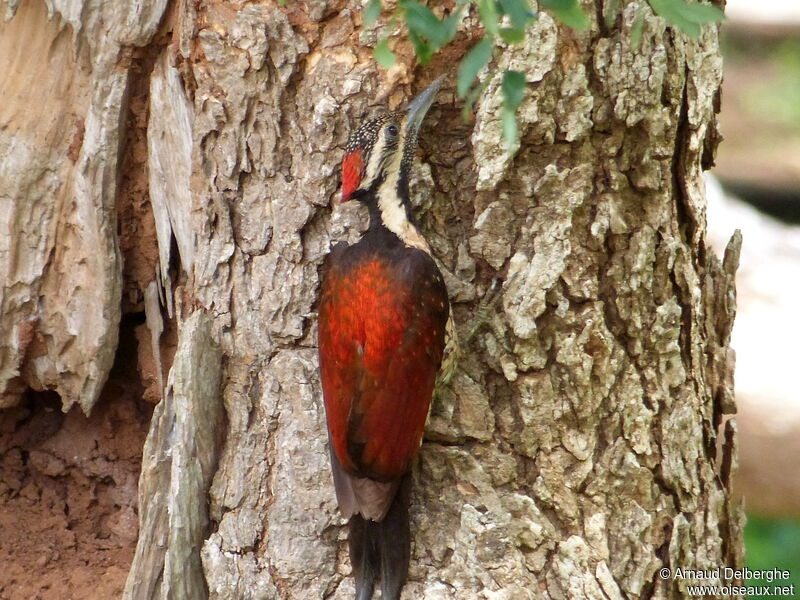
[341,149,364,202]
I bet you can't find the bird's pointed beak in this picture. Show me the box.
[404,75,444,137]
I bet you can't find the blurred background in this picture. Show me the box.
[711,0,800,593]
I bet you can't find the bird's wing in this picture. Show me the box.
[319,247,449,484]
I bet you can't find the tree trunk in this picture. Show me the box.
[0,0,743,599]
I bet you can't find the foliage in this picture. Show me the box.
[648,0,724,40]
[362,0,724,149]
[744,514,800,598]
[739,38,800,131]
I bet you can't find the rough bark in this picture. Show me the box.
[0,0,742,599]
[0,0,166,412]
[124,310,223,600]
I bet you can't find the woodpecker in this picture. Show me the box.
[318,77,449,600]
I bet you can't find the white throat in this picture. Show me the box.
[376,162,431,255]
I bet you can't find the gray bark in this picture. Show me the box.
[0,1,743,599]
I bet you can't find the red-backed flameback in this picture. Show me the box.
[318,77,450,600]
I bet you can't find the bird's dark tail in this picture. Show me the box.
[349,474,411,600]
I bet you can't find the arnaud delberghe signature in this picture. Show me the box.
[672,567,791,583]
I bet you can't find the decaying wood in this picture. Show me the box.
[0,0,167,412]
[1,1,742,598]
[124,310,223,600]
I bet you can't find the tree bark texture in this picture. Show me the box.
[0,0,743,599]
[0,0,165,412]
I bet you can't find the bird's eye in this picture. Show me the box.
[386,124,399,138]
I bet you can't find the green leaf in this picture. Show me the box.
[502,108,518,149]
[501,70,526,111]
[461,78,490,121]
[443,5,465,41]
[647,0,725,38]
[631,6,644,50]
[499,27,526,44]
[604,0,621,28]
[675,1,725,24]
[408,28,434,64]
[402,1,452,48]
[630,5,646,47]
[648,0,697,37]
[499,0,536,30]
[457,37,493,97]
[374,37,396,67]
[540,0,589,30]
[478,0,501,36]
[501,70,525,148]
[364,0,382,26]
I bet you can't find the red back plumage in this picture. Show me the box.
[319,245,448,482]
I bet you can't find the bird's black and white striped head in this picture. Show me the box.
[339,77,443,252]
[341,113,406,203]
